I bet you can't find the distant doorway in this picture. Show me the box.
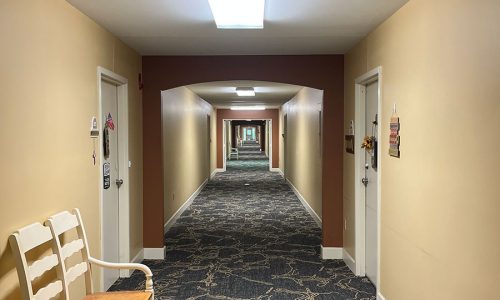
[223,119,272,171]
[243,127,256,141]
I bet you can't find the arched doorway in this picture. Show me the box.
[142,55,344,258]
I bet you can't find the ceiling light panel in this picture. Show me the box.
[208,0,265,29]
[236,87,256,96]
[231,106,266,110]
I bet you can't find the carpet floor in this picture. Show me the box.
[233,140,269,161]
[110,159,375,299]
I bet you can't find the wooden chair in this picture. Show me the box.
[45,209,154,300]
[229,148,239,160]
[9,222,66,300]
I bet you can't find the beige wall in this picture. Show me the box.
[280,87,323,218]
[0,0,143,299]
[344,0,500,298]
[161,87,214,223]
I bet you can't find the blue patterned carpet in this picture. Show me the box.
[110,157,375,299]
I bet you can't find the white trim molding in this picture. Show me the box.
[211,168,224,179]
[268,120,273,171]
[321,246,342,259]
[286,179,322,227]
[144,247,166,260]
[131,248,144,263]
[342,249,356,274]
[164,179,208,234]
[270,168,283,177]
[377,292,387,300]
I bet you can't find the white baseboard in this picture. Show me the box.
[286,179,322,228]
[342,249,356,274]
[211,168,224,179]
[321,245,343,259]
[120,248,145,277]
[377,291,386,300]
[270,168,284,177]
[131,248,144,263]
[164,179,208,234]
[144,247,166,259]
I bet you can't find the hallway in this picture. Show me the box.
[2,1,500,299]
[110,158,375,299]
[236,140,268,161]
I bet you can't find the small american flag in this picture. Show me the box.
[106,113,115,130]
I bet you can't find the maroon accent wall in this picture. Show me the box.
[217,109,279,168]
[142,55,344,249]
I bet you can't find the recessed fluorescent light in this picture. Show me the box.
[208,0,265,29]
[230,106,265,110]
[236,87,255,97]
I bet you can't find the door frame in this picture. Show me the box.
[207,114,211,179]
[283,114,287,179]
[97,67,132,285]
[222,120,229,171]
[222,119,273,171]
[354,67,382,288]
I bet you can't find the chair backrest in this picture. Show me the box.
[45,208,94,298]
[9,222,66,300]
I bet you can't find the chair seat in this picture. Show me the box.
[83,291,152,300]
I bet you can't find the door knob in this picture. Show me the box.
[116,179,124,188]
[361,177,369,186]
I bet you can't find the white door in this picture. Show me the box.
[364,81,379,286]
[101,80,120,290]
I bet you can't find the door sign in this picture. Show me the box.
[103,162,111,189]
[389,114,400,158]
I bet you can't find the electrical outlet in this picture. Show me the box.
[344,219,347,231]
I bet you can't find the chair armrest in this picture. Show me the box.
[88,257,154,296]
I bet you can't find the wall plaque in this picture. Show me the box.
[345,135,355,154]
[389,115,400,157]
[345,120,355,154]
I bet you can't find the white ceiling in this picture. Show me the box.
[67,0,408,55]
[187,81,303,108]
